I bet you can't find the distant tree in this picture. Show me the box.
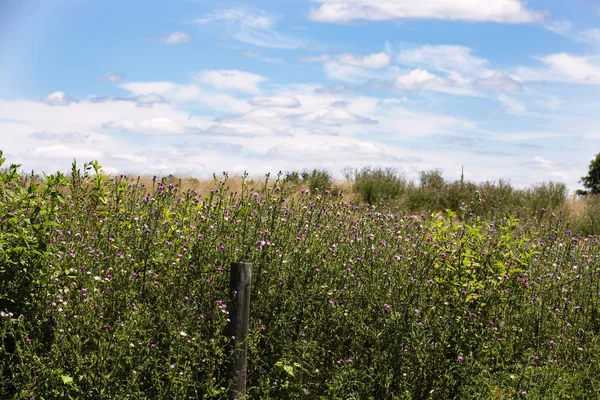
[577,153,600,196]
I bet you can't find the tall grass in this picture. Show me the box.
[2,154,600,399]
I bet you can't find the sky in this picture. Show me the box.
[1,0,600,191]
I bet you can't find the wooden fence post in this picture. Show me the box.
[228,262,252,399]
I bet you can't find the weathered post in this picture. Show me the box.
[228,262,252,399]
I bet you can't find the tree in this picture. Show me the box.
[577,153,600,196]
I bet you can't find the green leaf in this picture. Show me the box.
[283,364,295,377]
[61,375,74,385]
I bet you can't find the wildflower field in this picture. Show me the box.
[2,152,600,399]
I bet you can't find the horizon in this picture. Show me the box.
[1,0,600,192]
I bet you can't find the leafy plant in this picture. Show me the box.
[2,154,600,399]
[353,167,406,204]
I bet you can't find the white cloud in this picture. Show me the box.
[300,52,391,69]
[577,28,600,46]
[42,91,78,106]
[544,19,600,48]
[31,144,103,160]
[96,72,126,83]
[249,96,301,108]
[195,70,267,94]
[103,117,196,135]
[296,108,377,126]
[119,81,251,113]
[335,52,391,69]
[266,139,388,163]
[394,69,453,92]
[156,31,191,45]
[473,72,523,91]
[530,156,554,169]
[134,93,169,107]
[195,8,305,49]
[397,45,490,76]
[300,52,394,82]
[545,19,572,36]
[308,0,546,24]
[29,131,89,143]
[5,69,591,191]
[498,93,526,114]
[242,50,285,64]
[532,53,600,83]
[120,82,202,102]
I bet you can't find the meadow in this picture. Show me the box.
[2,153,600,399]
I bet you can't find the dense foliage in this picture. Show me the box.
[2,154,600,399]
[577,152,600,196]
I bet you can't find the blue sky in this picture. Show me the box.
[2,0,600,191]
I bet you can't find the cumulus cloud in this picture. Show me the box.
[195,70,267,94]
[119,81,251,113]
[293,108,378,126]
[28,131,90,143]
[249,96,301,108]
[266,139,389,163]
[103,118,196,135]
[195,8,305,49]
[300,52,394,82]
[519,52,600,84]
[135,93,169,107]
[6,67,584,190]
[394,69,454,92]
[473,72,523,91]
[397,45,490,76]
[302,52,391,69]
[31,144,103,160]
[42,91,78,106]
[95,73,126,83]
[308,0,546,24]
[89,93,168,107]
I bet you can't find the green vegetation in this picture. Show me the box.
[577,152,600,196]
[352,167,407,204]
[2,153,600,399]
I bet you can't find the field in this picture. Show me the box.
[2,154,600,399]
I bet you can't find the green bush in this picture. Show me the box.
[419,169,445,190]
[353,167,406,204]
[524,181,568,214]
[302,168,332,193]
[0,152,67,315]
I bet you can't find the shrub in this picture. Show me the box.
[353,167,406,204]
[524,181,567,214]
[0,152,67,315]
[403,170,446,212]
[302,168,332,193]
[419,169,444,190]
